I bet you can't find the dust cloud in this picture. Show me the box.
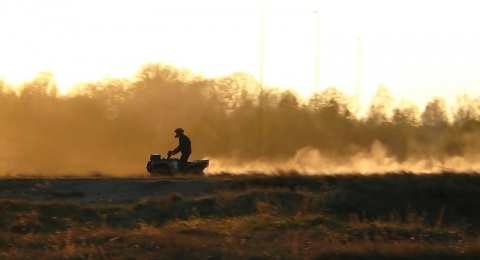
[1,64,480,177]
[207,142,480,175]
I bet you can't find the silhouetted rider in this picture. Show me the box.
[168,128,191,171]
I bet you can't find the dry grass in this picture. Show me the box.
[2,172,480,259]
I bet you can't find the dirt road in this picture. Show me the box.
[0,177,220,204]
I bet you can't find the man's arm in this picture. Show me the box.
[171,138,184,155]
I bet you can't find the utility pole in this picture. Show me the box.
[259,0,265,90]
[258,0,266,156]
[355,35,362,113]
[314,10,320,95]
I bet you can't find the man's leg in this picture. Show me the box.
[179,153,190,171]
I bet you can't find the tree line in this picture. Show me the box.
[1,63,480,174]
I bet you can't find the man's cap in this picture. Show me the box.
[173,128,184,133]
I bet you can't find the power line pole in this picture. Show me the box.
[355,35,362,113]
[314,10,320,95]
[258,0,266,156]
[259,0,265,90]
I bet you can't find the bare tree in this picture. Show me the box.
[421,98,449,128]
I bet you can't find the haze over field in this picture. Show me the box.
[1,64,480,175]
[1,0,480,175]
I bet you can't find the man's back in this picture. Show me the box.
[176,134,191,155]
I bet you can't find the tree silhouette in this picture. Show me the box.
[1,62,480,174]
[366,86,394,125]
[421,98,449,128]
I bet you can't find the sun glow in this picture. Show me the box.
[1,0,479,107]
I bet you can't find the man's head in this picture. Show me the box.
[172,128,184,138]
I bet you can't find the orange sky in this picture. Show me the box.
[1,0,480,108]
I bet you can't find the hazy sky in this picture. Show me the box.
[1,0,479,107]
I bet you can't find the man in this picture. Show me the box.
[168,128,191,171]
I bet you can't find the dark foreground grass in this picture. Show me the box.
[2,171,480,259]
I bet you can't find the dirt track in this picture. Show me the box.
[0,178,220,204]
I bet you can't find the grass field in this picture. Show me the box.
[1,171,480,259]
